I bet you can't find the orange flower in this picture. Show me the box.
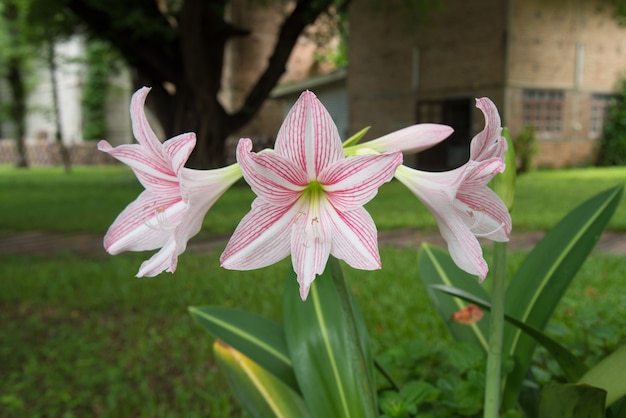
[452,304,484,325]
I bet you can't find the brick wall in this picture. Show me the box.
[348,0,508,159]
[349,0,626,168]
[505,0,626,167]
[348,1,416,141]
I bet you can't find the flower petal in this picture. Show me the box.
[104,190,187,254]
[163,132,197,177]
[220,199,297,270]
[290,196,333,300]
[236,138,306,206]
[274,91,343,179]
[130,87,167,159]
[137,238,178,277]
[435,211,489,280]
[97,140,179,189]
[320,151,402,211]
[168,164,244,256]
[470,98,506,162]
[346,123,453,155]
[462,159,505,189]
[456,187,512,241]
[329,206,381,270]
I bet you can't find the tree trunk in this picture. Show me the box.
[67,0,343,169]
[47,39,72,173]
[6,57,28,168]
[143,81,231,169]
[4,2,28,168]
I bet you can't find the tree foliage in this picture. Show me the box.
[81,38,120,140]
[23,0,347,168]
[0,0,78,167]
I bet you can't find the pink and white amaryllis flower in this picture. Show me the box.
[388,98,511,280]
[395,159,511,280]
[220,91,403,300]
[98,87,241,277]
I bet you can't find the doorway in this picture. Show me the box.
[415,97,473,171]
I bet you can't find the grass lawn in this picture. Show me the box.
[0,164,625,416]
[1,247,625,417]
[0,164,624,235]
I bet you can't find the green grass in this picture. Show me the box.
[1,247,625,417]
[0,165,256,235]
[1,165,624,234]
[1,164,625,416]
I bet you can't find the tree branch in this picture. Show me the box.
[227,0,337,131]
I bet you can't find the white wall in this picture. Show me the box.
[26,37,84,144]
[22,36,131,146]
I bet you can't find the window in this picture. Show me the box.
[416,100,443,124]
[522,90,564,136]
[589,94,613,138]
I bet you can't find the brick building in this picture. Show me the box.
[348,0,626,169]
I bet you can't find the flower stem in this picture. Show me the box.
[484,241,507,418]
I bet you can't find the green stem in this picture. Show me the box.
[374,358,400,392]
[484,242,507,418]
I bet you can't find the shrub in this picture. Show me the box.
[596,80,626,166]
[513,126,538,174]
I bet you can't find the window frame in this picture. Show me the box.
[522,89,564,139]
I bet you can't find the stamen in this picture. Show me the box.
[465,207,505,237]
[294,211,306,222]
[138,201,177,232]
[473,222,505,238]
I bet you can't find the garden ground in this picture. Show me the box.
[2,227,625,256]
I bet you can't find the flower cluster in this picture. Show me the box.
[101,88,511,299]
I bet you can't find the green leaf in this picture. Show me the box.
[578,344,626,407]
[342,126,371,147]
[502,185,624,409]
[431,285,588,382]
[399,381,439,406]
[214,340,310,418]
[418,243,491,351]
[283,257,377,418]
[490,127,516,211]
[188,306,297,389]
[447,341,485,373]
[538,384,606,418]
[379,381,438,417]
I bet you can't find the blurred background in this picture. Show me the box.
[1,1,626,416]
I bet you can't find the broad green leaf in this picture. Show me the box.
[188,306,297,389]
[611,398,626,418]
[214,340,310,418]
[418,243,491,351]
[490,127,516,211]
[431,285,587,382]
[578,344,626,407]
[502,185,623,409]
[538,384,606,418]
[283,257,377,418]
[342,126,371,148]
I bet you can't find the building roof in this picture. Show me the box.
[270,68,348,98]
